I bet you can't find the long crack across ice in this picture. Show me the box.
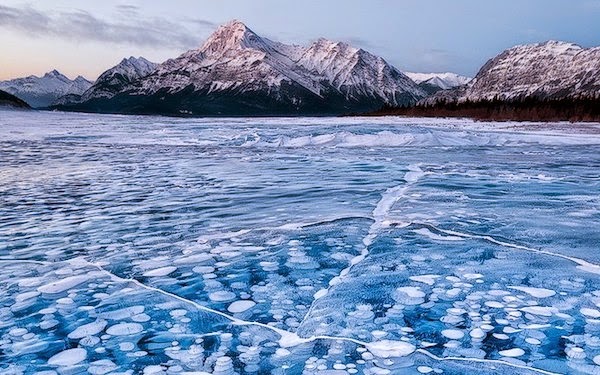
[412,222,600,275]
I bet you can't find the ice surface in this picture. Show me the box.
[2,111,600,374]
[47,348,87,366]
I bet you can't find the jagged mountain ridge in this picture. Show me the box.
[54,20,426,116]
[423,41,600,105]
[0,70,92,108]
[54,57,158,106]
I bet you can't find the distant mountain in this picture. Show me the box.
[0,89,30,109]
[423,41,600,105]
[55,57,158,106]
[0,70,92,108]
[404,72,471,95]
[53,20,426,116]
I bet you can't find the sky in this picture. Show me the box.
[1,0,600,81]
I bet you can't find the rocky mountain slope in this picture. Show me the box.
[54,57,157,106]
[54,20,426,116]
[423,41,600,105]
[0,89,31,109]
[0,71,92,108]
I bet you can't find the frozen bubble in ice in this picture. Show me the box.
[498,348,525,357]
[228,300,256,313]
[193,265,216,274]
[418,366,434,374]
[132,313,151,322]
[493,333,509,340]
[394,286,426,305]
[463,273,483,280]
[88,359,117,375]
[40,320,59,330]
[441,329,464,340]
[409,275,440,286]
[525,337,541,345]
[170,309,187,317]
[593,355,600,365]
[143,266,177,277]
[209,290,236,302]
[38,275,90,294]
[68,320,107,339]
[119,342,135,351]
[106,323,143,336]
[48,348,87,366]
[80,336,100,346]
[581,308,600,318]
[521,306,555,317]
[469,328,485,340]
[508,286,556,298]
[143,365,165,374]
[15,291,40,302]
[484,301,504,309]
[99,306,144,320]
[9,328,28,337]
[365,340,416,358]
[566,347,586,360]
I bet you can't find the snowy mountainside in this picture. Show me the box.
[54,20,426,116]
[423,41,600,105]
[0,70,92,108]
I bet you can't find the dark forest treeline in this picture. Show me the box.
[363,97,600,122]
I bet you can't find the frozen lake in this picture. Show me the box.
[2,110,600,374]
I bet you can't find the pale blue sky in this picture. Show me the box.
[1,0,600,80]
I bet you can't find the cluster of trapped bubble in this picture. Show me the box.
[2,112,600,374]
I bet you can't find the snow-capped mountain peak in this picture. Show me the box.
[0,70,92,107]
[55,20,426,115]
[96,56,157,84]
[43,70,68,80]
[405,72,472,89]
[200,20,273,55]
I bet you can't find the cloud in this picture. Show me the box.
[0,4,216,49]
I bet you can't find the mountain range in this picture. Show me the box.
[0,71,92,108]
[2,21,598,119]
[50,20,426,116]
[404,72,471,95]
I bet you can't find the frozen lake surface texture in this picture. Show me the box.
[1,111,600,375]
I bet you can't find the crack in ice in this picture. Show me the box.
[298,164,426,329]
[411,222,600,275]
[0,257,562,373]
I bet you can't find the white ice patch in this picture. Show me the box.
[143,266,177,277]
[227,300,256,313]
[38,275,89,294]
[413,228,464,242]
[441,329,465,340]
[365,340,416,358]
[580,308,600,318]
[209,290,236,302]
[409,275,440,286]
[106,323,143,336]
[499,348,525,357]
[48,348,87,366]
[68,320,107,340]
[521,306,556,317]
[508,286,556,298]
